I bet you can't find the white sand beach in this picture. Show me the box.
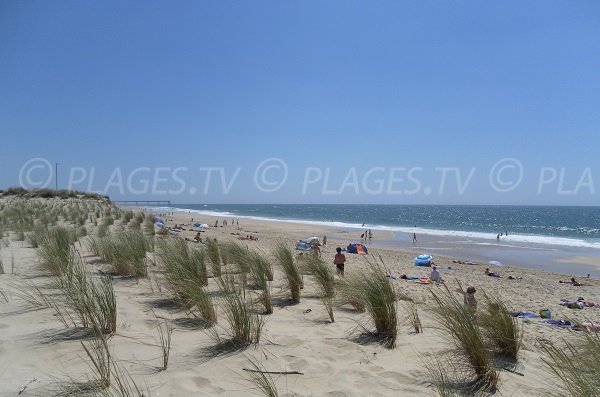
[1,198,599,396]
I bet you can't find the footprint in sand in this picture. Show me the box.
[192,376,212,388]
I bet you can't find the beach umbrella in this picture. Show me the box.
[488,260,503,267]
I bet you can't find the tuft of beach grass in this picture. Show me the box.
[345,261,397,348]
[303,254,335,322]
[214,277,264,347]
[479,292,522,361]
[274,242,302,303]
[539,330,600,397]
[430,286,498,392]
[157,238,216,323]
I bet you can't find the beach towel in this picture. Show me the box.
[414,277,433,284]
[542,319,574,329]
[512,312,540,319]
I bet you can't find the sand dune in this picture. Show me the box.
[1,200,599,396]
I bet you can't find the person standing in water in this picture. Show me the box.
[413,233,417,243]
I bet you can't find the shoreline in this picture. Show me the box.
[2,197,599,396]
[146,206,600,278]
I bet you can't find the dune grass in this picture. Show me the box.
[539,331,600,397]
[155,315,173,371]
[274,242,302,303]
[64,321,145,396]
[303,254,335,322]
[479,292,522,361]
[157,238,215,323]
[206,238,222,277]
[80,325,112,388]
[93,231,150,278]
[248,251,273,314]
[336,278,366,313]
[403,301,422,334]
[430,287,498,392]
[243,357,280,397]
[51,259,118,334]
[221,241,251,272]
[110,230,150,277]
[37,225,76,276]
[215,278,264,347]
[345,261,397,348]
[424,357,464,397]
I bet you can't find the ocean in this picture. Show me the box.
[164,204,600,250]
[149,204,600,275]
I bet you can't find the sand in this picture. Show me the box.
[1,202,599,396]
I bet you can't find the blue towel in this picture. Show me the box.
[512,312,540,319]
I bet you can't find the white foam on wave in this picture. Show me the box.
[166,206,600,250]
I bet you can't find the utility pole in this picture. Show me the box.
[55,162,59,190]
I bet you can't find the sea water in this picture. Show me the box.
[155,204,600,276]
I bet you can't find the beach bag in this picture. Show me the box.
[539,309,552,319]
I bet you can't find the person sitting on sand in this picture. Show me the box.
[559,277,583,286]
[456,286,477,312]
[334,247,346,277]
[430,266,442,284]
[574,321,600,332]
[485,268,501,277]
[194,232,202,242]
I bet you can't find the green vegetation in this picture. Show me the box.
[540,331,600,397]
[430,287,498,392]
[303,255,335,322]
[157,238,215,323]
[274,242,302,303]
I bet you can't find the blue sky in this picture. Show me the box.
[1,1,599,205]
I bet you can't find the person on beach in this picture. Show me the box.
[312,243,321,257]
[430,266,442,283]
[413,233,417,243]
[559,277,583,286]
[485,268,501,277]
[323,235,327,246]
[194,232,202,242]
[334,247,346,277]
[457,286,477,312]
